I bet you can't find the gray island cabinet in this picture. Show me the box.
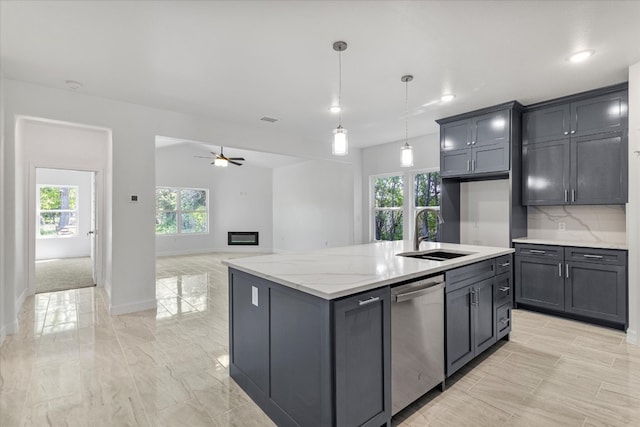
[224,241,515,427]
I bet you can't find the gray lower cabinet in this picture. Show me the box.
[514,244,627,328]
[445,257,511,377]
[229,268,391,427]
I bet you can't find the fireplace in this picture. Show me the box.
[227,231,259,246]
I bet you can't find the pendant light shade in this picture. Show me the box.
[401,74,414,168]
[332,125,348,156]
[332,41,348,156]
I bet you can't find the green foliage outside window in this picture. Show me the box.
[38,186,78,237]
[415,172,441,242]
[156,188,208,234]
[374,176,404,241]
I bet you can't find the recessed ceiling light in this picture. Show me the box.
[65,80,83,90]
[441,94,455,103]
[329,105,341,114]
[568,49,595,63]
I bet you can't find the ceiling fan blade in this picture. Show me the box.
[228,157,245,161]
[228,160,243,166]
[194,155,213,159]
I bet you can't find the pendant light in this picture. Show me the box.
[400,74,414,168]
[332,41,348,156]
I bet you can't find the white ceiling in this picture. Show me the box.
[2,1,640,150]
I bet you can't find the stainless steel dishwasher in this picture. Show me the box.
[391,275,445,415]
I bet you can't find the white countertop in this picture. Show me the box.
[223,241,514,300]
[512,237,627,250]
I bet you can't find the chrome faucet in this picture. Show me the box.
[414,207,445,251]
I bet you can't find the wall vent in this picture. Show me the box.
[260,116,278,123]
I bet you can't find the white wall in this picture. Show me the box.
[361,133,440,242]
[460,180,510,248]
[273,159,355,252]
[0,72,9,344]
[35,168,92,260]
[627,62,640,344]
[155,144,273,255]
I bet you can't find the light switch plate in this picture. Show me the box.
[251,286,258,306]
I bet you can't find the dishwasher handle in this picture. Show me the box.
[394,282,444,303]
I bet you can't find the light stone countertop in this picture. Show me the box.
[223,241,514,300]
[512,237,628,250]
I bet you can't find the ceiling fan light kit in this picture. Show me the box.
[194,146,245,167]
[332,41,348,156]
[400,74,414,168]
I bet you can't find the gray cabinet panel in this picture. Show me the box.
[446,259,495,292]
[565,247,627,266]
[474,278,497,354]
[523,104,570,144]
[496,305,511,340]
[472,110,510,146]
[230,272,269,392]
[571,91,628,137]
[494,272,512,307]
[441,120,471,151]
[515,256,564,310]
[472,142,509,174]
[571,132,628,204]
[565,261,626,324]
[334,287,391,427]
[270,288,325,427]
[445,286,474,376]
[441,149,471,177]
[522,139,570,205]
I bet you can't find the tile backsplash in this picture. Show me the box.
[527,205,626,245]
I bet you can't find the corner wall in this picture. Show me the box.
[627,62,640,344]
[0,74,10,345]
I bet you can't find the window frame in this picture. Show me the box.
[155,186,209,236]
[410,169,442,243]
[36,184,80,239]
[370,173,405,242]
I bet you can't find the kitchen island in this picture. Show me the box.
[223,241,514,427]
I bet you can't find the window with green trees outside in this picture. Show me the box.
[156,187,208,235]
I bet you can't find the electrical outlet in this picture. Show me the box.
[558,222,566,231]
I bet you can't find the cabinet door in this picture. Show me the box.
[571,91,628,137]
[522,139,570,205]
[445,286,474,377]
[565,261,627,325]
[441,119,471,151]
[471,110,510,147]
[523,104,571,144]
[229,271,270,393]
[441,149,471,178]
[570,132,628,204]
[334,287,391,427]
[471,142,509,174]
[496,304,511,341]
[515,256,565,311]
[473,278,497,355]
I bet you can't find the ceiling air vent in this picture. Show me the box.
[260,116,279,123]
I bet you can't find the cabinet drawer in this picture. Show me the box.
[494,272,512,306]
[564,247,627,266]
[495,255,513,275]
[445,259,495,292]
[496,304,511,340]
[515,244,562,259]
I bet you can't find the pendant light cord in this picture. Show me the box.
[338,50,343,127]
[405,78,409,145]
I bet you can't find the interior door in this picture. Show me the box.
[90,172,97,285]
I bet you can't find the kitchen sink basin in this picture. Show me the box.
[396,250,475,262]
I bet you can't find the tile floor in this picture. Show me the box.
[1,253,639,426]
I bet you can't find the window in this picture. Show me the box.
[156,187,208,235]
[373,175,404,241]
[413,171,442,242]
[38,185,79,237]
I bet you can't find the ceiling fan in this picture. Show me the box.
[194,146,245,167]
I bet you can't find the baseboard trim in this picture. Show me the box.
[156,247,271,257]
[109,298,157,316]
[626,328,638,345]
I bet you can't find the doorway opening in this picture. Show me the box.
[34,168,99,294]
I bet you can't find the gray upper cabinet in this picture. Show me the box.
[522,84,628,205]
[439,103,520,178]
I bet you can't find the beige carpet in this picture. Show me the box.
[35,257,95,294]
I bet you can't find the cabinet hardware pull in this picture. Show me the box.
[570,130,576,134]
[500,318,509,325]
[499,286,511,292]
[500,262,510,267]
[564,131,569,135]
[471,141,476,145]
[571,189,576,202]
[358,296,380,306]
[530,249,546,254]
[566,263,569,279]
[470,289,478,305]
[564,189,568,203]
[558,263,562,277]
[472,159,475,171]
[467,160,471,171]
[583,254,604,259]
[467,142,471,146]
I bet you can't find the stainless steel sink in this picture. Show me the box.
[396,249,476,262]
